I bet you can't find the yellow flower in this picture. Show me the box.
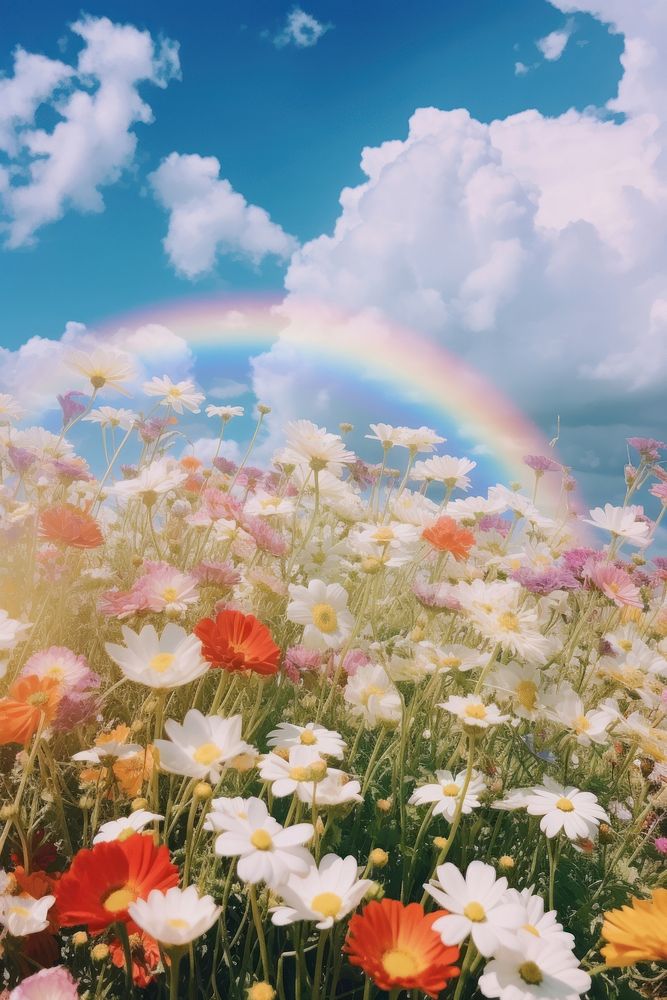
[601,888,667,966]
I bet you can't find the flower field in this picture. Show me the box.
[0,354,666,1000]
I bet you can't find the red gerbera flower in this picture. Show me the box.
[194,609,280,675]
[422,516,475,561]
[0,676,62,746]
[39,503,103,549]
[344,899,460,998]
[55,834,179,934]
[109,929,162,987]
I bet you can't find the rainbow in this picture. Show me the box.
[95,292,570,513]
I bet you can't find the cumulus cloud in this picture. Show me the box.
[263,0,667,506]
[273,8,332,49]
[0,15,180,247]
[536,20,574,61]
[149,152,298,278]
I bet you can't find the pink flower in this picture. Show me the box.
[242,515,287,557]
[9,966,80,1000]
[654,837,667,855]
[191,560,241,587]
[284,645,324,683]
[478,514,510,536]
[412,577,460,610]
[628,436,665,462]
[99,586,149,618]
[588,561,643,609]
[22,646,92,691]
[57,390,88,426]
[650,482,667,505]
[337,648,372,677]
[133,560,199,614]
[523,454,561,473]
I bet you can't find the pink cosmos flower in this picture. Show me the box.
[284,645,325,683]
[242,515,287,557]
[22,646,92,691]
[588,561,643,609]
[133,560,199,614]
[511,566,579,595]
[523,454,561,473]
[412,577,461,610]
[9,966,80,1000]
[478,514,510,536]
[57,390,88,426]
[650,482,667,505]
[655,837,667,855]
[628,437,665,462]
[191,560,241,587]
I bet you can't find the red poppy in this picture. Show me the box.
[55,834,179,934]
[422,516,475,561]
[344,899,460,998]
[109,929,162,987]
[194,609,280,675]
[0,676,61,746]
[39,503,103,549]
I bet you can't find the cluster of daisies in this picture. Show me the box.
[0,348,665,1000]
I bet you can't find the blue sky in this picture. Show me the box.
[1,1,622,345]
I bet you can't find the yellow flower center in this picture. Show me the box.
[516,680,537,711]
[311,603,338,634]
[193,742,221,765]
[619,639,633,651]
[310,892,342,918]
[441,783,460,797]
[574,715,590,733]
[149,652,175,673]
[260,497,280,509]
[162,587,179,602]
[299,730,317,745]
[360,684,385,705]
[463,901,486,922]
[8,904,30,918]
[522,923,541,937]
[289,766,311,781]
[382,948,422,977]
[117,828,137,842]
[519,961,543,985]
[556,797,574,812]
[250,829,273,851]
[26,692,49,706]
[167,917,189,929]
[464,703,487,720]
[103,886,136,913]
[440,656,462,669]
[169,387,182,397]
[498,611,520,632]
[372,527,395,543]
[46,664,65,680]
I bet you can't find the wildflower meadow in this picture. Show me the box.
[0,352,665,1000]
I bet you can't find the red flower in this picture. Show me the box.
[344,899,460,998]
[0,676,62,746]
[109,930,162,987]
[39,503,103,549]
[194,609,280,675]
[55,834,179,934]
[422,516,475,561]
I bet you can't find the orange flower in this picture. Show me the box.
[601,888,667,966]
[194,609,281,675]
[55,833,179,935]
[344,899,460,998]
[109,929,162,987]
[422,516,474,561]
[180,456,202,473]
[39,503,103,549]
[0,676,61,745]
[113,746,154,797]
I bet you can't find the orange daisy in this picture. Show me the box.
[109,930,162,987]
[194,609,281,675]
[55,833,179,935]
[0,675,61,745]
[344,899,460,998]
[601,888,667,966]
[39,503,103,549]
[422,516,475,561]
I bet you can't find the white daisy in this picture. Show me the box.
[211,796,313,889]
[0,893,55,937]
[266,722,346,759]
[523,778,609,840]
[155,710,254,781]
[143,376,205,414]
[110,459,187,502]
[412,455,476,491]
[93,810,164,844]
[281,420,355,476]
[72,740,144,764]
[478,930,591,1000]
[105,622,208,689]
[271,854,372,929]
[344,664,402,728]
[0,394,24,424]
[83,406,137,430]
[0,610,31,652]
[286,579,354,651]
[439,695,510,731]
[582,503,650,548]
[258,746,327,798]
[425,860,524,957]
[409,768,486,821]
[205,405,244,420]
[129,885,220,946]
[415,642,488,676]
[504,887,575,949]
[67,347,135,394]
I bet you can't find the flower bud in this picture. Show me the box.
[363,881,384,902]
[194,781,213,800]
[376,798,392,813]
[369,848,389,868]
[433,836,448,849]
[498,855,514,871]
[131,797,149,812]
[72,931,88,947]
[598,823,614,844]
[257,404,271,415]
[91,943,110,962]
[247,984,276,1000]
[0,804,17,821]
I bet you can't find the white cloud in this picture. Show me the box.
[268,0,667,497]
[209,379,249,400]
[536,20,574,61]
[0,15,180,247]
[514,61,531,76]
[273,8,332,49]
[186,437,241,464]
[149,152,298,278]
